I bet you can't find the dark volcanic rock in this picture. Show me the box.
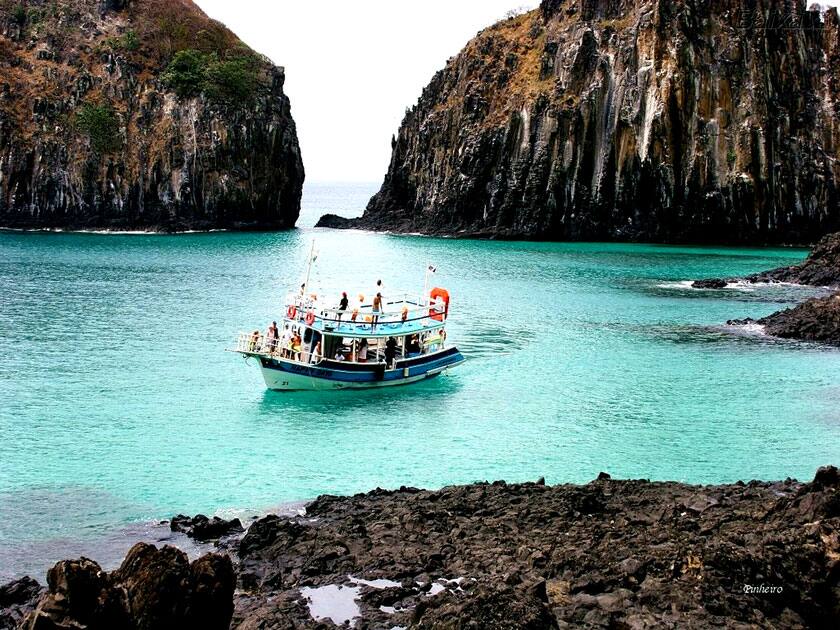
[759,292,840,344]
[0,0,304,231]
[6,469,840,628]
[0,577,43,630]
[170,513,244,541]
[314,213,356,229]
[21,544,235,630]
[339,0,840,243]
[748,231,840,287]
[692,278,731,289]
[229,468,840,628]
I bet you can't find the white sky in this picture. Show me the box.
[194,0,840,183]
[194,0,539,183]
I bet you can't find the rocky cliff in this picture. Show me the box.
[0,0,304,231]
[344,0,840,243]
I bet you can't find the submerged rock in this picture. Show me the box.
[335,0,839,244]
[0,0,304,231]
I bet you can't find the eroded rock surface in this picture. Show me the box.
[342,0,839,243]
[232,469,840,628]
[759,293,840,343]
[0,578,43,630]
[0,0,304,231]
[170,513,244,541]
[4,469,839,628]
[20,544,235,630]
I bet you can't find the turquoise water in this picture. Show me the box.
[2,183,840,580]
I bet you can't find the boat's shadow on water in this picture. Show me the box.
[255,373,465,418]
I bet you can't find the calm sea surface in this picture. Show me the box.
[2,182,840,580]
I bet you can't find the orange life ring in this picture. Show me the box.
[305,311,315,326]
[287,305,296,319]
[429,287,450,321]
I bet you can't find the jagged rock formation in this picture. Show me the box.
[342,0,840,243]
[2,468,840,627]
[20,544,235,629]
[695,230,840,288]
[758,292,840,343]
[0,0,304,231]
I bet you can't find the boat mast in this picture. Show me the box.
[303,240,316,295]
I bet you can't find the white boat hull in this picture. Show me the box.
[259,364,453,391]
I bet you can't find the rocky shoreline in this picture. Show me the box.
[3,467,839,628]
[692,232,840,345]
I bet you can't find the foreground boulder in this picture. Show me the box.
[22,544,234,630]
[0,578,43,630]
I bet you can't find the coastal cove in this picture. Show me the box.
[3,184,840,582]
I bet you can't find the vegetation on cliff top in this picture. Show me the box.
[162,47,264,103]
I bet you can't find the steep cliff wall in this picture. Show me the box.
[349,0,839,243]
[0,0,304,231]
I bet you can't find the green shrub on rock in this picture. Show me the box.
[161,48,262,104]
[75,103,122,153]
[161,48,209,97]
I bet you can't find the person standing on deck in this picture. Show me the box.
[280,325,292,358]
[372,292,383,330]
[385,337,398,368]
[337,292,349,321]
[267,321,279,354]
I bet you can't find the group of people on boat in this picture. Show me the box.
[247,322,435,368]
[289,280,394,330]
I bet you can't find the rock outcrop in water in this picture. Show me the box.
[758,292,840,343]
[4,468,839,628]
[0,0,304,231]
[695,230,840,288]
[329,0,840,243]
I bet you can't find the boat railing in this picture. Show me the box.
[233,329,448,365]
[285,293,446,326]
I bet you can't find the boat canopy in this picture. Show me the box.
[283,292,448,339]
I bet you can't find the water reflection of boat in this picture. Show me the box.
[232,249,465,391]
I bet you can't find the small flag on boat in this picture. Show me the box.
[428,264,437,273]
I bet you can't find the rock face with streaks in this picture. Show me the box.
[0,0,303,231]
[343,0,840,243]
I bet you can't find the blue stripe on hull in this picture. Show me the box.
[259,349,464,384]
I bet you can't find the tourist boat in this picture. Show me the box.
[231,251,465,391]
